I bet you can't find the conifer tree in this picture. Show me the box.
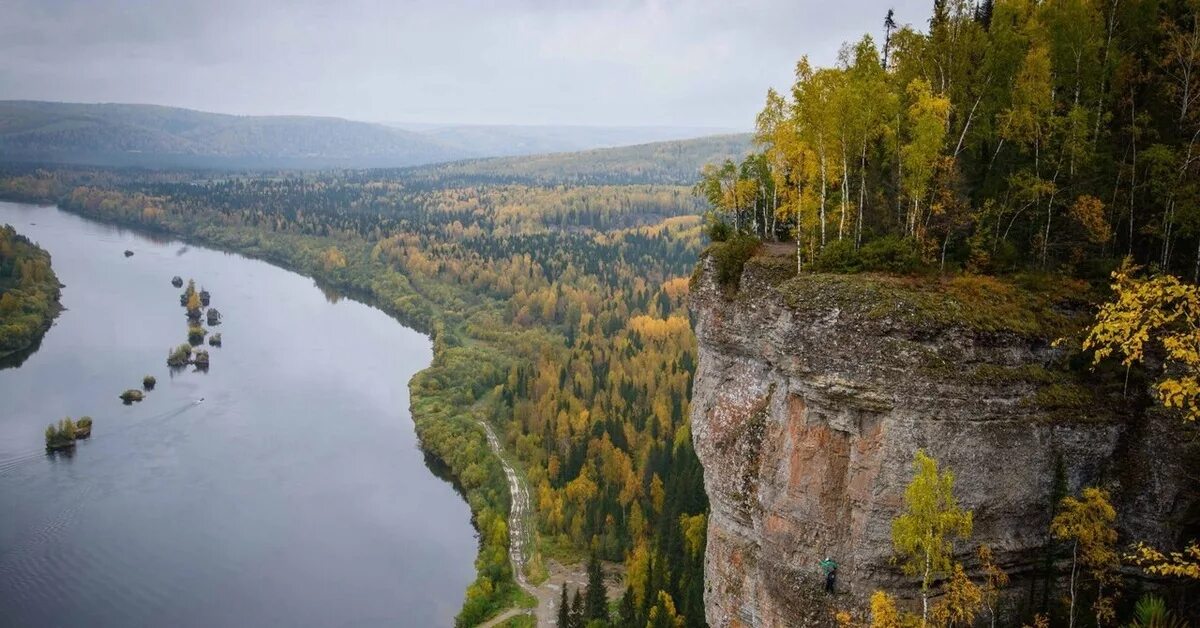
[585,553,607,621]
[558,585,571,628]
[617,586,637,627]
[570,587,584,628]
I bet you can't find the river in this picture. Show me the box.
[0,201,477,627]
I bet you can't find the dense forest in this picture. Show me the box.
[0,224,60,359]
[0,159,714,626]
[701,0,1200,282]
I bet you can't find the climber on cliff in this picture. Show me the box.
[819,557,838,593]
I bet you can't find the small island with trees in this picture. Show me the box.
[166,277,222,371]
[45,416,92,452]
[0,224,62,360]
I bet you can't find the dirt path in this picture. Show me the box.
[533,560,626,627]
[478,420,537,624]
[476,420,622,627]
[477,606,529,628]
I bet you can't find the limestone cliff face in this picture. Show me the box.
[689,254,1192,627]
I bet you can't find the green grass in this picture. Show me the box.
[538,533,588,566]
[773,269,1093,339]
[498,614,536,628]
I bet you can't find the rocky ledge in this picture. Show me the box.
[688,251,1194,627]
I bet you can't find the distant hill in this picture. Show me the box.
[0,101,746,171]
[0,101,469,169]
[399,133,754,186]
[386,123,744,158]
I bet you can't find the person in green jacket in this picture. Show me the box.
[819,557,838,593]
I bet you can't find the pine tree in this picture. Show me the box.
[570,587,585,628]
[585,553,607,621]
[618,586,637,627]
[558,585,571,628]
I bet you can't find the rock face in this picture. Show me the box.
[689,253,1193,627]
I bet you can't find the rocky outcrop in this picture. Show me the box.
[689,252,1194,627]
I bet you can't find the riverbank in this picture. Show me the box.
[0,167,708,626]
[6,195,524,626]
[0,223,63,362]
[0,201,477,626]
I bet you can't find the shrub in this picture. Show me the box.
[813,239,862,273]
[858,236,926,274]
[705,216,732,242]
[75,416,93,438]
[208,333,222,347]
[120,389,145,403]
[167,343,192,367]
[45,417,78,450]
[188,325,207,344]
[709,234,760,290]
[143,375,156,390]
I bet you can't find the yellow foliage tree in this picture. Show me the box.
[1051,487,1120,628]
[1069,195,1111,244]
[1086,263,1200,598]
[1085,261,1200,422]
[646,590,684,628]
[977,545,1009,628]
[891,450,974,628]
[930,563,982,628]
[868,590,914,628]
[1126,540,1200,580]
[1022,614,1050,628]
[321,246,348,271]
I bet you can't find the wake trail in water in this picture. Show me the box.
[0,401,200,477]
[0,481,95,603]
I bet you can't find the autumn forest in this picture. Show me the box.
[2,0,1200,627]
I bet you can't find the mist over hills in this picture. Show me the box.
[0,101,746,170]
[387,122,744,159]
[399,133,752,186]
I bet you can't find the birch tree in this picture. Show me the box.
[891,450,974,628]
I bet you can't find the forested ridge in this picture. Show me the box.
[701,0,1200,282]
[0,224,60,359]
[0,164,710,627]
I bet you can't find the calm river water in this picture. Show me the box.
[0,201,476,627]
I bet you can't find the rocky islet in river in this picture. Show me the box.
[45,416,91,451]
[166,276,222,370]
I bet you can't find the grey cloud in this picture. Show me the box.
[0,0,930,127]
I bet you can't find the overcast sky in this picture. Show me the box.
[0,0,929,128]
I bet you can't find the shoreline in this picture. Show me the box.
[2,196,521,625]
[0,223,65,364]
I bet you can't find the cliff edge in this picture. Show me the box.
[689,250,1194,627]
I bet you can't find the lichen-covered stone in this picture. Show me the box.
[689,254,1193,627]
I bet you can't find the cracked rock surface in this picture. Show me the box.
[689,254,1192,627]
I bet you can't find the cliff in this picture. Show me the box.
[689,250,1195,627]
